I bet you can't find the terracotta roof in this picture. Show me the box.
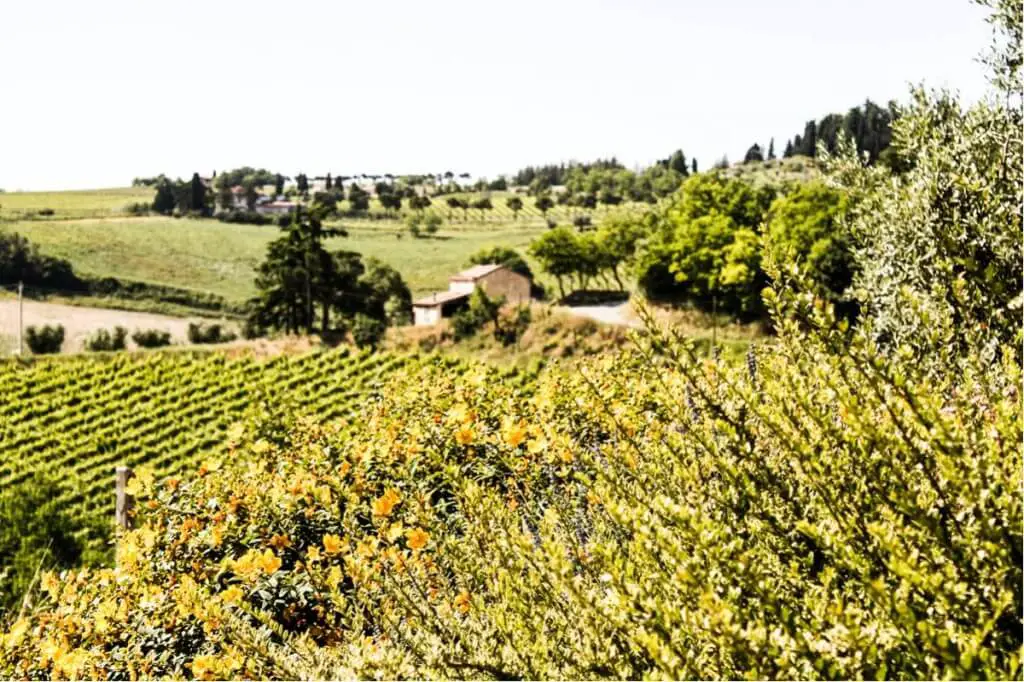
[413,290,470,307]
[449,263,504,282]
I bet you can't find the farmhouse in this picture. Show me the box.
[412,264,530,326]
[256,200,298,216]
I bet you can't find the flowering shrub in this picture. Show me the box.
[1,285,1019,679]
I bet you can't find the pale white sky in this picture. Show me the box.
[1,0,993,190]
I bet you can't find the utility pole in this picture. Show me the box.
[16,281,23,356]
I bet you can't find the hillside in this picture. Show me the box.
[0,187,653,303]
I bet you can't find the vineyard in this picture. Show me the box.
[0,348,450,542]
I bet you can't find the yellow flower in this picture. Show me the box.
[386,522,406,543]
[256,549,282,575]
[372,489,402,518]
[233,552,258,579]
[455,426,475,446]
[252,439,271,455]
[406,527,429,551]
[454,589,471,614]
[323,534,343,555]
[269,534,292,550]
[502,418,528,448]
[326,565,344,590]
[190,654,220,680]
[307,545,322,562]
[221,585,244,605]
[227,422,245,441]
[209,525,223,548]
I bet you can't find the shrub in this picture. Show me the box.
[423,213,443,235]
[124,202,150,216]
[2,294,1018,679]
[214,210,272,226]
[0,473,99,617]
[405,214,422,238]
[493,304,531,346]
[351,313,386,349]
[451,288,501,341]
[24,324,64,354]
[84,326,127,352]
[36,208,54,217]
[187,322,237,345]
[130,328,172,348]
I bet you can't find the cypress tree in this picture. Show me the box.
[189,172,207,215]
[783,139,794,158]
[803,121,817,157]
[767,138,776,160]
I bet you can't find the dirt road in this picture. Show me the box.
[0,300,234,354]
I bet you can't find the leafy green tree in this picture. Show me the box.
[594,216,645,290]
[242,174,260,210]
[506,196,523,220]
[274,174,285,196]
[359,258,412,323]
[529,226,583,299]
[763,182,853,304]
[348,184,370,212]
[535,194,554,218]
[296,173,309,196]
[472,197,492,220]
[152,176,177,215]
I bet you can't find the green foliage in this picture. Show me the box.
[828,2,1021,357]
[351,313,386,349]
[467,246,534,281]
[24,324,64,354]
[0,232,82,291]
[422,213,442,235]
[0,473,99,617]
[130,328,172,348]
[84,326,127,352]
[763,181,854,304]
[187,322,237,345]
[635,173,776,315]
[451,288,502,341]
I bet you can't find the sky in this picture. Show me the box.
[0,0,994,191]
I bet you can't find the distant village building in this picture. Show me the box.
[412,264,530,326]
[256,200,298,216]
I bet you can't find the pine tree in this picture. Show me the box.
[783,139,794,158]
[325,173,333,190]
[691,158,698,174]
[767,138,776,160]
[743,144,764,164]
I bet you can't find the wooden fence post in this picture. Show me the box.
[115,466,134,531]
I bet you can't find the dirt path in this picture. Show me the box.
[559,301,642,329]
[0,300,236,354]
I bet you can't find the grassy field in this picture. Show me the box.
[0,186,657,305]
[0,186,153,220]
[2,215,548,300]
